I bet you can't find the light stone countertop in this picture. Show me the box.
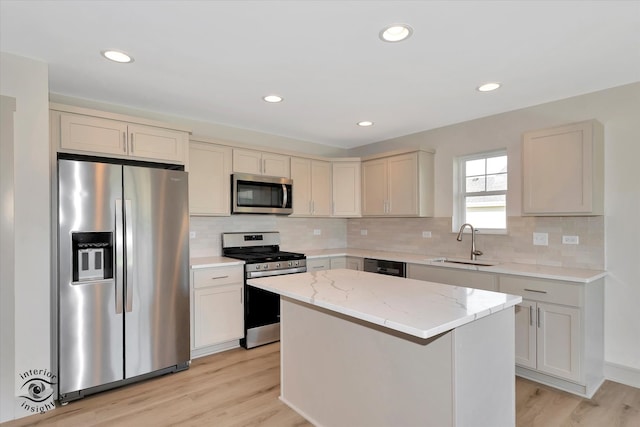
[302,248,606,283]
[247,268,522,340]
[190,256,244,269]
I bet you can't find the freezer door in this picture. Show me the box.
[123,166,190,379]
[58,159,124,395]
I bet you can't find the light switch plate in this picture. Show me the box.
[360,229,368,236]
[189,231,196,239]
[422,231,432,238]
[313,229,321,236]
[533,232,548,246]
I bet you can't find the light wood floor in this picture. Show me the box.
[3,342,639,427]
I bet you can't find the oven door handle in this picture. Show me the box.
[247,267,306,279]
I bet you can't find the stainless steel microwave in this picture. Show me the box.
[231,173,293,214]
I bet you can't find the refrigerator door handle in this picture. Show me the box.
[115,199,124,314]
[125,199,134,312]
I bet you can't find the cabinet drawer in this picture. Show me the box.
[499,275,582,307]
[193,266,244,289]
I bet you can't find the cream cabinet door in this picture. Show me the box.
[522,120,603,215]
[310,160,332,216]
[332,161,361,217]
[387,153,418,216]
[59,113,187,163]
[60,113,128,156]
[362,158,387,215]
[263,152,290,178]
[233,149,263,175]
[127,124,186,163]
[330,257,347,269]
[290,157,313,215]
[188,142,232,215]
[307,258,330,271]
[346,257,363,271]
[407,264,497,291]
[193,284,244,348]
[233,149,290,177]
[537,302,581,382]
[290,158,331,216]
[514,301,537,369]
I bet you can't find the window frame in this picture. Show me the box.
[454,149,508,234]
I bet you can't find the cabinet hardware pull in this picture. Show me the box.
[211,275,229,280]
[529,305,533,326]
[130,133,134,152]
[537,307,541,328]
[524,288,547,294]
[123,132,127,152]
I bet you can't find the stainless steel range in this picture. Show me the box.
[222,232,306,348]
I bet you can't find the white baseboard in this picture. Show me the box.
[605,362,640,389]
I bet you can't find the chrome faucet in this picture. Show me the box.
[456,223,483,260]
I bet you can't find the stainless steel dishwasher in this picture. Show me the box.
[363,258,406,277]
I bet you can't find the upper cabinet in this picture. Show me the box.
[53,106,188,164]
[232,148,290,178]
[188,140,232,216]
[332,160,361,217]
[522,120,604,215]
[362,151,434,217]
[290,157,332,216]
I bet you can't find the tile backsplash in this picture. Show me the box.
[189,215,348,257]
[190,215,604,270]
[347,216,604,270]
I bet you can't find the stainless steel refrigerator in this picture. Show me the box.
[57,156,190,403]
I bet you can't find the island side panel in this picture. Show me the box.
[453,307,516,426]
[280,297,454,427]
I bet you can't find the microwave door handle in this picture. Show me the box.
[282,184,288,208]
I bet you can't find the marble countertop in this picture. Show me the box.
[247,269,522,340]
[303,248,606,283]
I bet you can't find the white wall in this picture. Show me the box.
[349,82,640,381]
[0,53,50,421]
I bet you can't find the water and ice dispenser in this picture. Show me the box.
[71,232,113,282]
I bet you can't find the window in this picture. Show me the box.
[455,151,507,231]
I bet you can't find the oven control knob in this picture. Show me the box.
[255,265,260,269]
[275,263,281,268]
[294,261,299,266]
[263,264,269,270]
[287,261,292,267]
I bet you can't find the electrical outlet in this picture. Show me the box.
[422,231,432,238]
[562,235,579,245]
[189,231,196,239]
[360,229,368,236]
[533,232,548,246]
[313,229,321,236]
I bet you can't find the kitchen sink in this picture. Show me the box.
[430,257,498,267]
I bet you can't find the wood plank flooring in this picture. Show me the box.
[3,343,638,427]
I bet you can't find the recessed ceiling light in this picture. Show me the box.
[263,95,283,103]
[357,121,374,127]
[101,50,134,63]
[477,82,501,92]
[379,24,413,42]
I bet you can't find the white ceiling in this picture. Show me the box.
[2,1,639,149]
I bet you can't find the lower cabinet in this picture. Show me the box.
[407,263,497,291]
[514,300,581,381]
[191,265,244,358]
[307,256,363,271]
[500,275,603,397]
[346,256,363,271]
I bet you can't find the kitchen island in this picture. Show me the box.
[247,269,522,427]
